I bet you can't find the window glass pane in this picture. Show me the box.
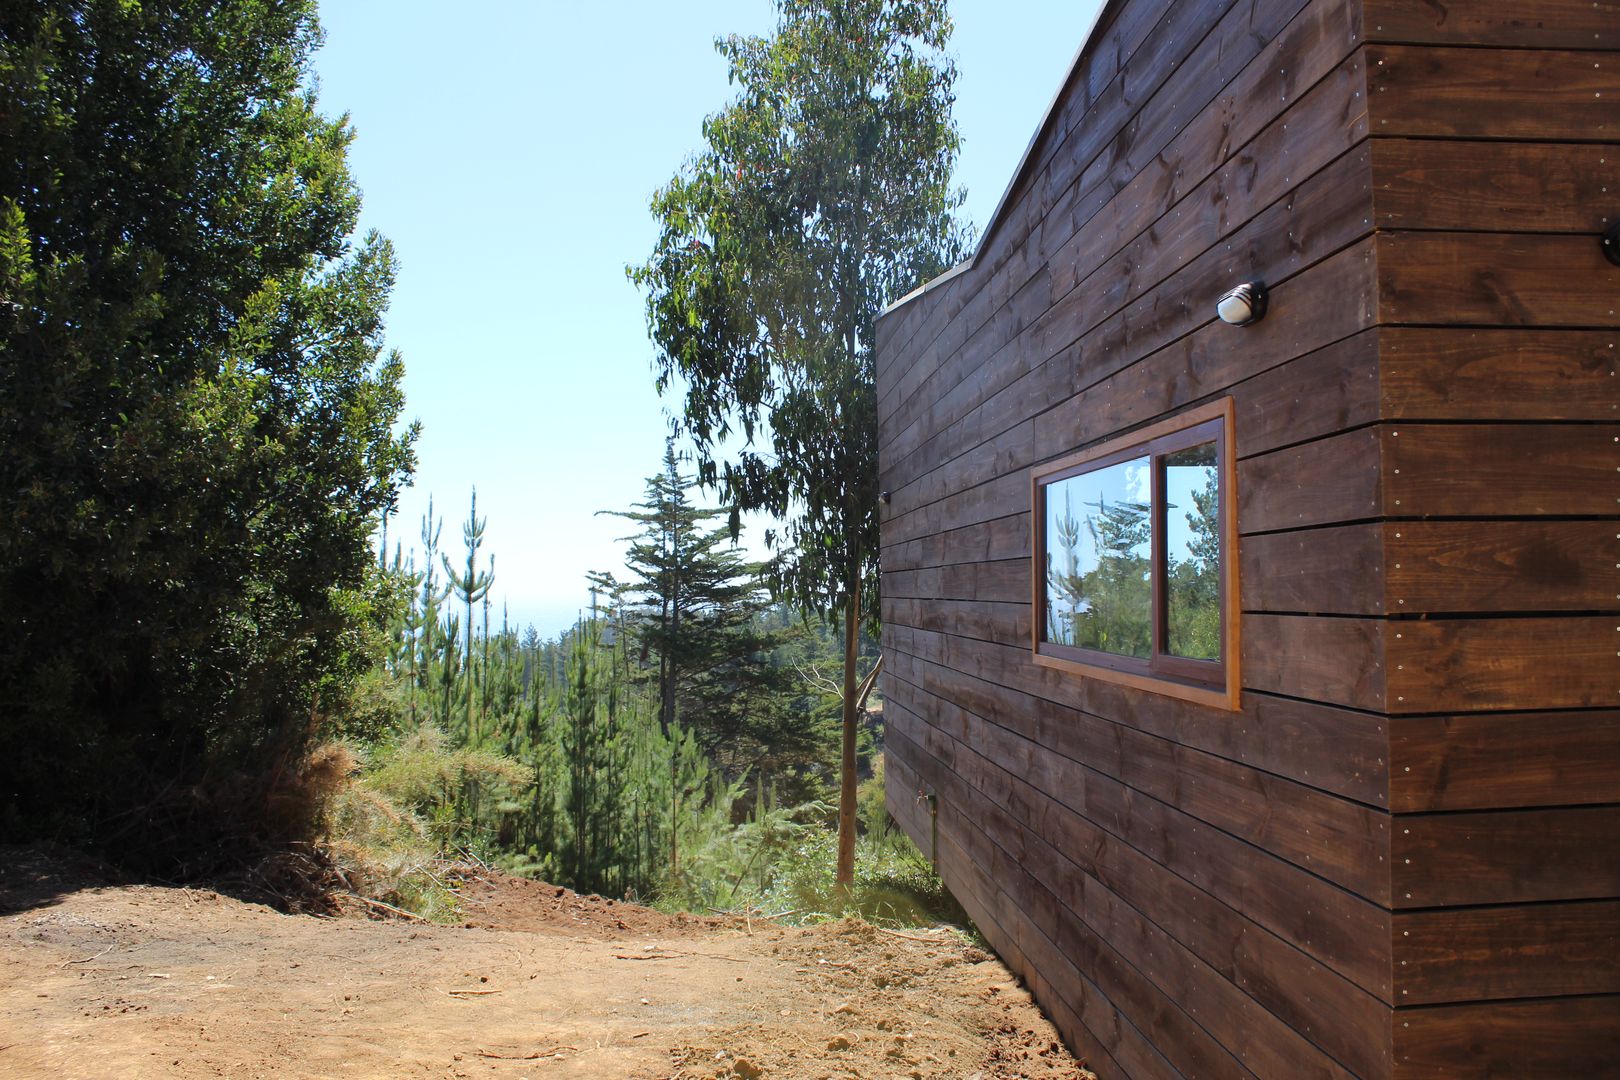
[1043,457,1152,658]
[1164,442,1220,661]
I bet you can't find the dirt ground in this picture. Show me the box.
[0,849,1095,1079]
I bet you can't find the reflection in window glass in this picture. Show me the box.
[1164,442,1220,660]
[1043,457,1152,658]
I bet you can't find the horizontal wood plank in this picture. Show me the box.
[1377,232,1620,328]
[1243,524,1387,615]
[1372,140,1620,233]
[1383,423,1620,516]
[1390,711,1620,811]
[888,142,1377,509]
[888,622,1392,808]
[888,652,1393,902]
[1367,45,1620,141]
[1037,242,1381,466]
[1393,805,1620,906]
[889,731,1234,1080]
[1387,617,1620,713]
[1393,995,1620,1080]
[1379,328,1620,422]
[1362,0,1620,49]
[1238,427,1384,534]
[1386,521,1620,613]
[887,712,1390,1077]
[887,683,1397,1001]
[880,513,1028,574]
[1394,901,1620,1004]
[885,753,1134,1079]
[1244,614,1386,711]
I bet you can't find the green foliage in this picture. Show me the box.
[1167,470,1221,660]
[658,755,960,928]
[630,0,966,621]
[604,443,821,789]
[630,0,969,885]
[0,0,416,859]
[331,458,939,925]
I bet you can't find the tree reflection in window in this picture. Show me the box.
[1043,457,1151,658]
[1032,401,1235,708]
[1164,443,1220,660]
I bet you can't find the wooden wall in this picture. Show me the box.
[1360,3,1620,1075]
[875,1,1620,1076]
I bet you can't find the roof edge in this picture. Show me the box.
[878,0,1126,323]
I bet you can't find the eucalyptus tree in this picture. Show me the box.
[630,0,968,884]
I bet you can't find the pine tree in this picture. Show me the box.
[443,488,495,743]
[630,0,967,885]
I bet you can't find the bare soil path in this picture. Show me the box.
[0,851,1092,1079]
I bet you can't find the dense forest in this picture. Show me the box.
[0,0,967,924]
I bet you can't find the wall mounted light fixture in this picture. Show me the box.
[1217,282,1268,326]
[1603,221,1620,268]
[880,490,892,505]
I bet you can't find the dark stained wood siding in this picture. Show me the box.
[1362,5,1620,1073]
[876,0,1620,1077]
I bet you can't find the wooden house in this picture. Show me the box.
[875,1,1620,1076]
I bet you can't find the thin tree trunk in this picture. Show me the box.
[835,561,861,888]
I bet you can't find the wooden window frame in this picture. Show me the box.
[1030,397,1240,711]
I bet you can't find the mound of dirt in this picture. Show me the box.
[0,853,1098,1079]
[449,872,712,938]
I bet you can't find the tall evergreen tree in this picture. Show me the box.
[607,445,802,764]
[630,0,967,884]
[0,0,416,858]
[443,488,494,743]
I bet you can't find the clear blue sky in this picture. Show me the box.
[311,0,1105,638]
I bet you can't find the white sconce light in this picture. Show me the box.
[1603,221,1620,268]
[1217,282,1268,327]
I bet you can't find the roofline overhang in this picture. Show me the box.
[879,0,1129,321]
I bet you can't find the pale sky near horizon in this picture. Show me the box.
[311,0,1106,639]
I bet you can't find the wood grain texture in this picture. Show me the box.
[881,513,1028,574]
[886,752,1134,1080]
[1035,239,1380,466]
[887,712,1391,1078]
[1378,328,1620,422]
[1392,996,1620,1080]
[1394,901,1620,1004]
[1243,614,1387,711]
[878,1,1620,1077]
[1390,711,1620,811]
[1242,524,1385,615]
[884,12,1370,480]
[887,652,1393,903]
[890,144,1377,513]
[1383,423,1620,517]
[1238,426,1383,534]
[1393,806,1620,906]
[877,0,1243,427]
[889,625,1392,809]
[1367,45,1620,140]
[888,731,1236,1080]
[1372,140,1620,233]
[1362,0,1620,49]
[1386,520,1620,613]
[886,687,1397,1001]
[1385,617,1620,713]
[1378,232,1620,328]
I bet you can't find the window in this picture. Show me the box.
[1030,398,1239,710]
